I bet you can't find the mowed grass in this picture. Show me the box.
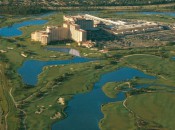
[127,93,175,130]
[122,54,175,85]
[100,102,136,130]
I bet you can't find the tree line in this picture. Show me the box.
[0,0,175,15]
[0,5,49,15]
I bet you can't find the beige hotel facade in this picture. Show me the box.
[31,15,94,45]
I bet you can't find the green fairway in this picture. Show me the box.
[127,93,175,130]
[122,54,175,84]
[100,102,136,130]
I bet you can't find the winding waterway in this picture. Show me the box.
[52,67,155,130]
[18,57,155,129]
[17,55,155,130]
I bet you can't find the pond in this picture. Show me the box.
[0,19,48,37]
[52,67,155,130]
[172,57,175,60]
[18,57,94,85]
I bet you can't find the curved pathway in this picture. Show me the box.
[9,88,27,130]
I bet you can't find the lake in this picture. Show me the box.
[0,19,48,37]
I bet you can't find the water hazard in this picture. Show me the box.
[52,67,155,130]
[18,57,94,85]
[18,56,155,130]
[0,19,48,37]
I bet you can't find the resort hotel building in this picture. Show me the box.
[31,14,159,46]
[31,15,94,45]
